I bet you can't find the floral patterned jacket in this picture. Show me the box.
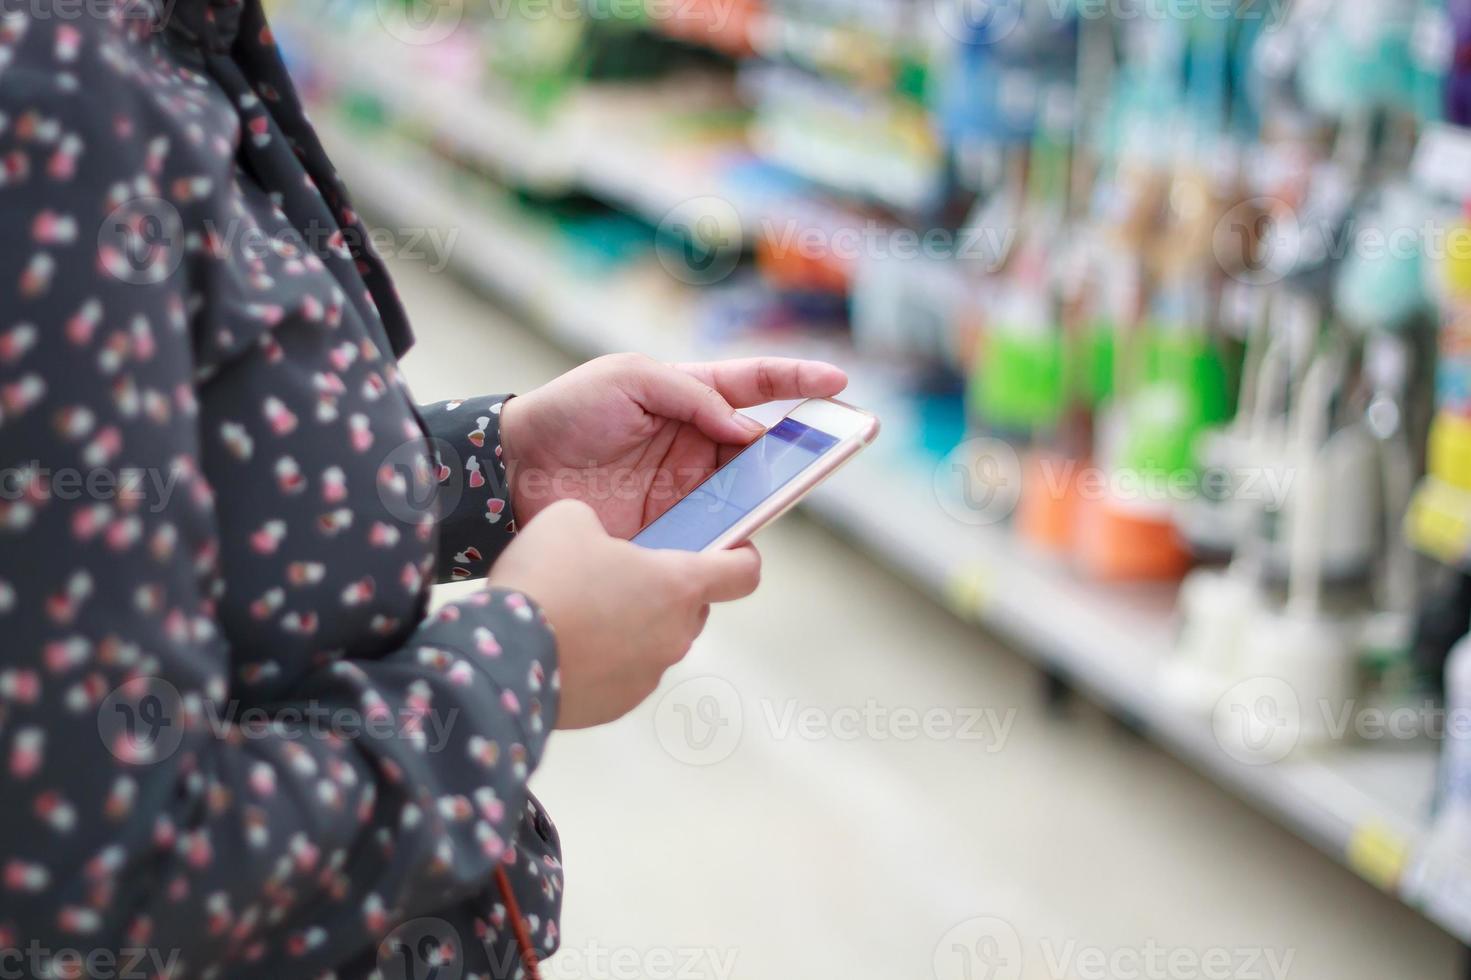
[0,0,563,976]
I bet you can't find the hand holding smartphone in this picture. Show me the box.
[632,398,880,552]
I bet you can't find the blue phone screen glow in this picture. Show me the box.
[631,418,840,552]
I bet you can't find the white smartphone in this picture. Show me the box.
[632,397,880,552]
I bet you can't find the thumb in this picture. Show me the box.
[533,498,605,534]
[684,544,762,603]
[632,360,766,444]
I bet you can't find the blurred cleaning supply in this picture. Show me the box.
[1299,0,1422,119]
[1012,69,1115,552]
[1175,286,1278,557]
[1238,345,1360,742]
[937,0,1077,192]
[970,244,1063,442]
[1073,477,1194,580]
[1437,207,1471,308]
[1408,411,1471,563]
[1073,309,1199,582]
[1167,320,1297,708]
[849,252,971,367]
[1407,190,1471,567]
[1264,373,1380,584]
[744,62,947,214]
[1335,182,1434,333]
[1450,0,1471,124]
[1352,331,1430,701]
[970,90,1077,441]
[1413,567,1471,693]
[1408,0,1454,122]
[755,199,864,294]
[1408,624,1471,929]
[1071,8,1251,580]
[1072,257,1199,578]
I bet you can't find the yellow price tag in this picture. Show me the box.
[944,567,993,620]
[1429,415,1471,491]
[1407,480,1471,566]
[1347,822,1411,892]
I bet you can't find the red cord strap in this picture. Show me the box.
[494,864,543,980]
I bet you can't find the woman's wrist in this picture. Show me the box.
[497,395,535,522]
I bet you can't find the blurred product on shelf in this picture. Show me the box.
[1413,623,1471,937]
[273,0,1471,947]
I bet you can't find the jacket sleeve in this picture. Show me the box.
[420,395,521,584]
[0,71,559,980]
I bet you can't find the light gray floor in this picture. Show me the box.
[391,254,1461,980]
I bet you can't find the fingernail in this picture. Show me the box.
[734,412,764,434]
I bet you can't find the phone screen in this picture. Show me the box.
[632,417,841,552]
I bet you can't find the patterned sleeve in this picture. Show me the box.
[421,395,519,584]
[0,62,560,979]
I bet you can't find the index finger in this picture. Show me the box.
[675,358,848,409]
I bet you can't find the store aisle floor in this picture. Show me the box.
[391,255,1461,980]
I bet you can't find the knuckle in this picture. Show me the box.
[693,379,723,408]
[755,359,778,401]
[604,351,654,374]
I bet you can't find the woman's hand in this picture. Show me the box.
[490,499,761,729]
[498,354,847,537]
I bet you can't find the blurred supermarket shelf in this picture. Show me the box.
[309,112,1470,943]
[293,21,779,236]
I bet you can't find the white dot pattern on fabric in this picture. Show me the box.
[0,1,564,976]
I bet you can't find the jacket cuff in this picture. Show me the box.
[420,394,518,583]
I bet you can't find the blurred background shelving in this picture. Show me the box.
[273,0,1471,957]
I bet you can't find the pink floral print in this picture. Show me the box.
[0,0,563,976]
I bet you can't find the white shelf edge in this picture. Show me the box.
[310,113,1469,947]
